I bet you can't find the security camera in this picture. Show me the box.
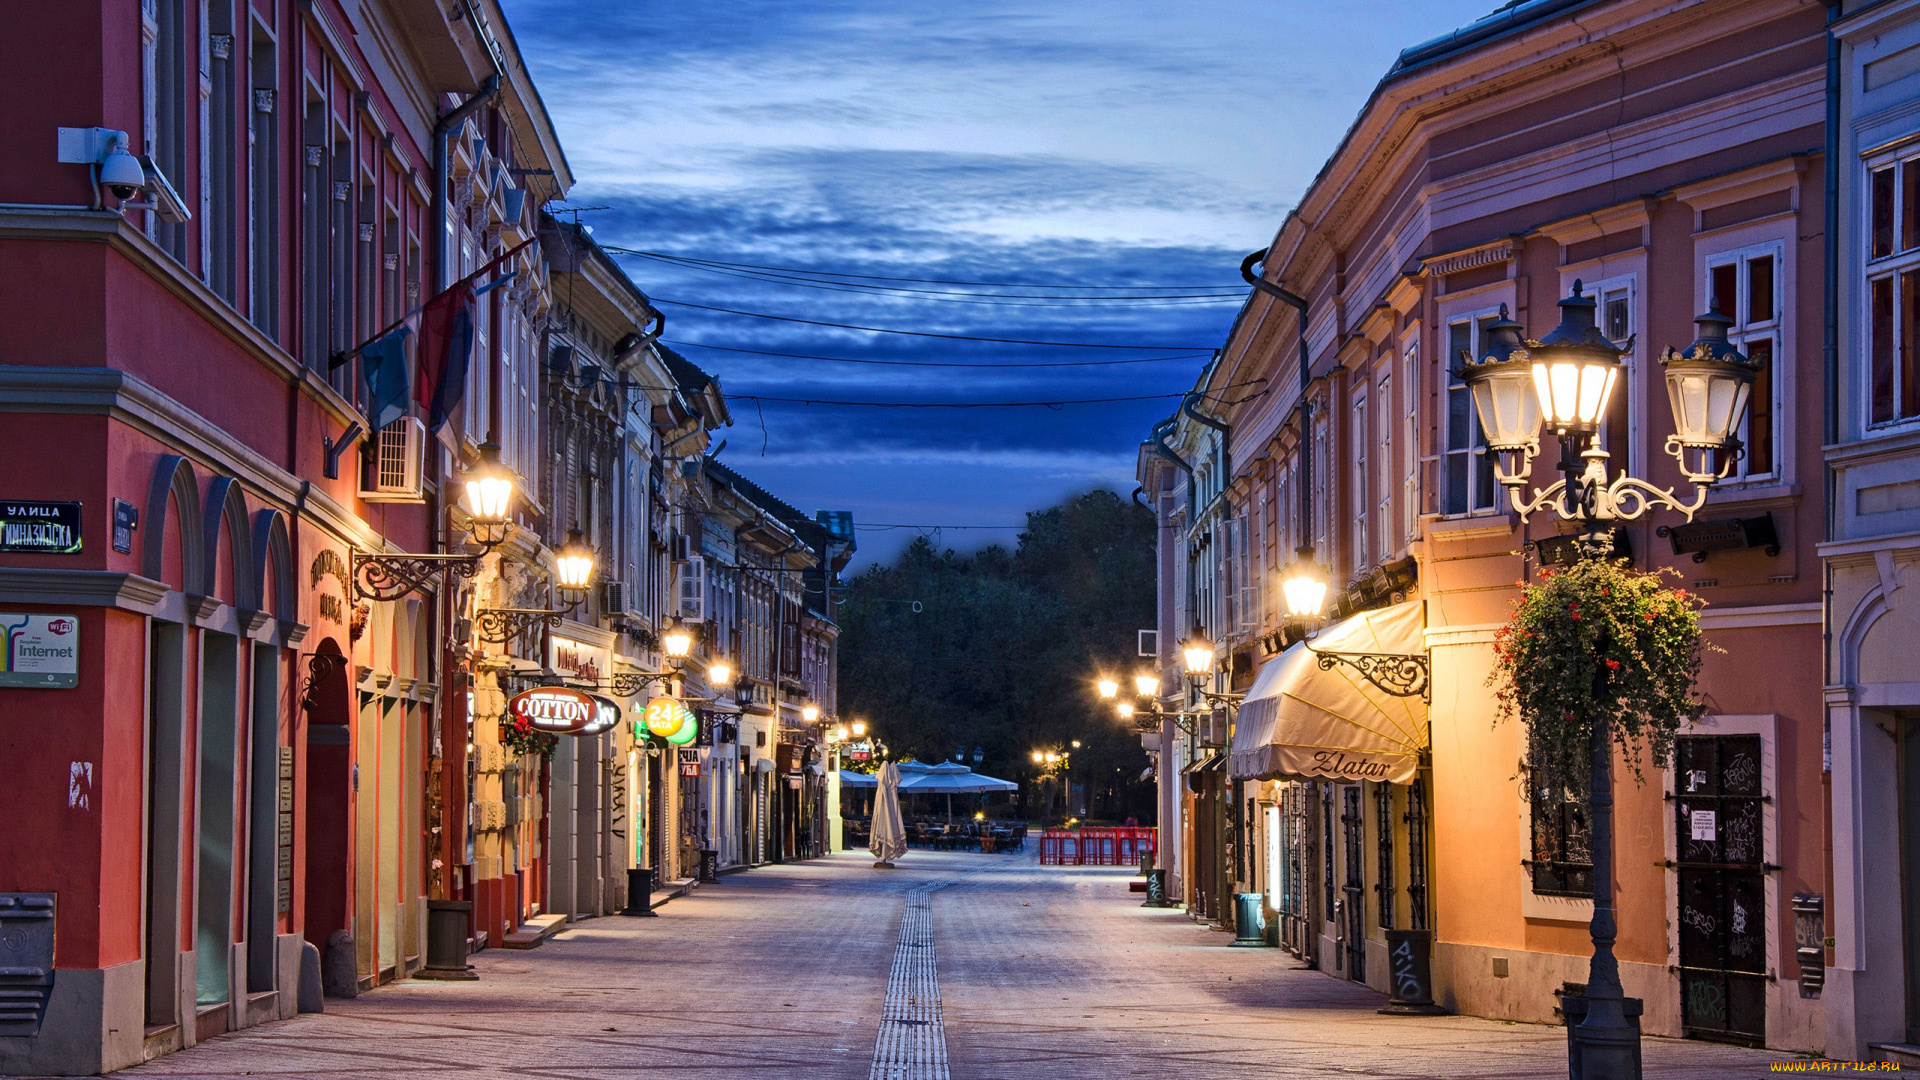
[99,143,144,200]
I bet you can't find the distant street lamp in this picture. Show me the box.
[661,617,695,663]
[802,703,820,724]
[708,658,732,686]
[1134,672,1160,698]
[462,440,516,548]
[1457,283,1762,1080]
[1096,677,1120,699]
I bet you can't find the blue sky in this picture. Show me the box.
[500,0,1498,566]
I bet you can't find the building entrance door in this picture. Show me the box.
[1674,734,1766,1046]
[1340,785,1365,981]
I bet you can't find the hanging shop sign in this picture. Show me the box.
[580,695,621,737]
[506,685,596,734]
[642,695,699,745]
[0,501,81,555]
[0,614,79,688]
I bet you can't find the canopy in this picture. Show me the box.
[839,769,878,789]
[1229,600,1429,785]
[869,762,907,865]
[898,765,1019,794]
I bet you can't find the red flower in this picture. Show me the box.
[1605,659,1621,670]
[1570,613,1580,620]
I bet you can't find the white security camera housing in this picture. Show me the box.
[98,144,144,200]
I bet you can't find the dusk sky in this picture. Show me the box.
[499,0,1497,567]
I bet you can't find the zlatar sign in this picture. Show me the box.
[506,686,596,734]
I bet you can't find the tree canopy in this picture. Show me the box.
[837,489,1158,821]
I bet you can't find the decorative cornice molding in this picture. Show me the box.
[0,568,168,614]
[1422,240,1513,278]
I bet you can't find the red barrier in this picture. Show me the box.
[1037,826,1157,866]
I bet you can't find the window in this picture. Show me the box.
[1352,392,1369,571]
[1527,736,1592,898]
[144,0,188,260]
[1312,409,1329,559]
[1444,313,1502,515]
[1376,371,1393,557]
[1401,338,1420,541]
[247,35,278,336]
[1867,152,1920,427]
[207,4,239,302]
[300,103,329,370]
[1707,244,1783,477]
[1584,276,1637,472]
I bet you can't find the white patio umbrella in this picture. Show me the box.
[869,761,907,868]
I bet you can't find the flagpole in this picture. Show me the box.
[330,237,536,370]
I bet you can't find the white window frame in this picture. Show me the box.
[1441,304,1507,518]
[1704,240,1788,484]
[1376,367,1393,558]
[1861,143,1920,433]
[1352,389,1369,572]
[1401,332,1421,542]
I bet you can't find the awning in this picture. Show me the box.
[1229,600,1429,785]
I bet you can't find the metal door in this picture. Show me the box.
[1341,784,1366,980]
[1674,734,1766,1046]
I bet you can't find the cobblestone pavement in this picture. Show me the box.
[114,850,1792,1080]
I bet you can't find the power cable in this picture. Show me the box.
[648,298,1217,350]
[727,381,1264,409]
[610,249,1247,291]
[662,340,1214,369]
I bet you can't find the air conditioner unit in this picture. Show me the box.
[359,417,425,502]
[600,579,629,616]
[669,533,691,561]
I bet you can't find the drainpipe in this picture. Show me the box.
[1242,250,1315,561]
[1182,391,1232,494]
[1822,0,1841,689]
[433,75,500,290]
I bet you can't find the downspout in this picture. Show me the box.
[1243,250,1315,566]
[1822,0,1841,688]
[1181,391,1232,493]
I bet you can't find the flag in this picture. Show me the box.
[358,322,414,431]
[415,281,475,436]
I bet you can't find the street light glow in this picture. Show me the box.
[1096,677,1119,699]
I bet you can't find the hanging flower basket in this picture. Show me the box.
[500,715,558,760]
[1489,556,1711,798]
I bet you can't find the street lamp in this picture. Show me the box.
[462,440,515,549]
[1459,282,1761,1080]
[1116,702,1136,720]
[708,658,732,687]
[835,725,850,742]
[1181,624,1214,681]
[554,526,595,592]
[733,676,754,708]
[661,617,695,663]
[1134,672,1160,698]
[1031,750,1044,764]
[851,720,867,738]
[1280,549,1330,624]
[1096,677,1120,700]
[802,703,820,724]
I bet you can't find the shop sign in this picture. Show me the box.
[580,695,621,737]
[847,739,872,762]
[0,614,79,688]
[678,751,702,778]
[506,686,596,734]
[0,501,81,555]
[642,695,699,745]
[552,637,604,683]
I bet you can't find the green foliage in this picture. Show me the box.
[1489,557,1709,799]
[838,490,1156,817]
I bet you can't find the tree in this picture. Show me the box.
[838,490,1157,821]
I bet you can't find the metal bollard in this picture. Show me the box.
[1139,846,1153,877]
[699,849,718,883]
[1141,867,1172,908]
[621,866,658,917]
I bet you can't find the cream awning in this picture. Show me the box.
[1229,600,1429,784]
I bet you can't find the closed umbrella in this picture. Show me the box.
[870,761,907,868]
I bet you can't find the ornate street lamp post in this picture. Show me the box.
[1459,282,1761,1080]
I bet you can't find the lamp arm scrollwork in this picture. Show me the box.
[1601,475,1709,524]
[1305,643,1431,703]
[475,607,563,644]
[350,549,480,602]
[1508,476,1569,521]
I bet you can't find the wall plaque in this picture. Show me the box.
[0,501,81,554]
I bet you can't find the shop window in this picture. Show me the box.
[1374,783,1395,929]
[1707,244,1784,477]
[1868,151,1920,428]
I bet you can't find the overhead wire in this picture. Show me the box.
[607,249,1248,292]
[661,340,1214,369]
[647,297,1216,349]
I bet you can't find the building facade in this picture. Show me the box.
[1141,0,1833,1055]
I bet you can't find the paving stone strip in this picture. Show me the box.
[869,885,949,1080]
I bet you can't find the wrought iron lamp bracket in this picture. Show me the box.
[1506,435,1725,528]
[475,607,563,644]
[605,671,676,698]
[349,549,480,602]
[299,651,350,713]
[1304,643,1431,703]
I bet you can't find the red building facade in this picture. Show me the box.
[0,2,565,1072]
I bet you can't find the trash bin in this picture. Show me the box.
[1377,929,1445,1014]
[698,849,718,883]
[1231,893,1270,947]
[621,867,657,917]
[1142,868,1172,908]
